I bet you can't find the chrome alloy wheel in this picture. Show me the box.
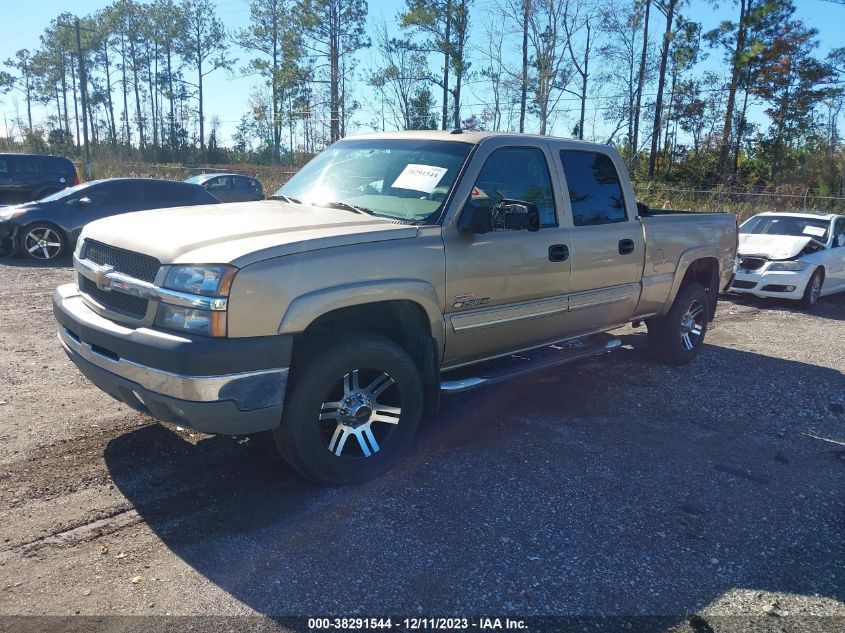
[679,299,705,351]
[24,227,62,260]
[318,369,401,458]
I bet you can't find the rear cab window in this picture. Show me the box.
[559,150,628,226]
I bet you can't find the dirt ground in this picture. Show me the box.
[0,258,843,632]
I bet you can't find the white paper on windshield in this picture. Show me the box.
[391,164,448,193]
[803,225,826,237]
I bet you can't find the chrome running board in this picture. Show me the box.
[440,333,622,394]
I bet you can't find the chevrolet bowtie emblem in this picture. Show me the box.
[93,264,114,291]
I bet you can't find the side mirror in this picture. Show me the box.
[837,234,845,247]
[458,199,541,235]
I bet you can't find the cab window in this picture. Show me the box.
[560,150,627,226]
[471,147,557,227]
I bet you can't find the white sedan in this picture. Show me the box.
[730,211,845,308]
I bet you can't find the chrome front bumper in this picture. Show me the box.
[54,284,289,435]
[58,326,288,408]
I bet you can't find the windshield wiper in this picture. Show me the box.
[269,194,301,204]
[320,200,378,216]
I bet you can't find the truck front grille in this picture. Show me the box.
[79,276,149,319]
[81,239,161,283]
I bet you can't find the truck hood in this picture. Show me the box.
[80,200,419,266]
[737,233,818,260]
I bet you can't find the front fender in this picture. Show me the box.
[278,279,446,353]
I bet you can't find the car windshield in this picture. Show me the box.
[39,182,91,202]
[275,138,473,223]
[741,215,830,242]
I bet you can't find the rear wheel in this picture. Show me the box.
[799,269,823,310]
[646,282,709,366]
[273,334,423,484]
[19,223,66,261]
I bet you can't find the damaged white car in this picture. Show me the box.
[730,212,845,308]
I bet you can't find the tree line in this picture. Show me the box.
[1,0,844,194]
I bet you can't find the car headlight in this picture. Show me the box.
[0,208,26,222]
[768,261,809,272]
[157,264,237,337]
[163,264,237,296]
[155,304,227,337]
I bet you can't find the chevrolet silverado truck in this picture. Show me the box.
[53,131,737,484]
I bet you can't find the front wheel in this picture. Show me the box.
[19,223,67,261]
[273,334,424,484]
[646,282,709,366]
[799,269,823,310]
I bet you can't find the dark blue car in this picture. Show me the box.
[0,178,220,260]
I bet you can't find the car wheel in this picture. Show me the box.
[19,223,67,261]
[273,333,424,484]
[799,269,823,310]
[646,281,709,366]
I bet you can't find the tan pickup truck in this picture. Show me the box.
[53,131,737,483]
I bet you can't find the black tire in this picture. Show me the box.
[18,223,67,261]
[799,268,823,310]
[646,282,709,366]
[273,333,424,484]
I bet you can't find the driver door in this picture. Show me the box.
[442,141,572,368]
[828,217,845,290]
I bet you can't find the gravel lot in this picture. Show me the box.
[0,258,843,631]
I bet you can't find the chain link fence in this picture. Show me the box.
[635,184,845,222]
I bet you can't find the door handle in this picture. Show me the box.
[619,239,635,255]
[548,244,569,262]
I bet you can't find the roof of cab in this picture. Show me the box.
[343,129,613,151]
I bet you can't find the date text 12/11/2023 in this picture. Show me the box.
[307,617,528,630]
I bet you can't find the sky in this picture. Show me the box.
[1,0,843,145]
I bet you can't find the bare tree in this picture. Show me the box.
[527,0,573,135]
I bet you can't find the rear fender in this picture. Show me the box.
[662,245,725,316]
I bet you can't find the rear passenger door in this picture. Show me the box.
[0,157,12,203]
[10,156,42,202]
[556,149,644,333]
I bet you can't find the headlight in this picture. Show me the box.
[0,208,26,222]
[163,264,237,297]
[157,264,236,337]
[155,304,227,338]
[768,260,809,272]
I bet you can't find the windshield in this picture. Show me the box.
[39,182,90,203]
[276,139,473,222]
[740,215,831,242]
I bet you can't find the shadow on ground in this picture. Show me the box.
[0,254,72,268]
[722,289,845,322]
[104,332,845,621]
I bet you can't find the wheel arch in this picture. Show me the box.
[282,286,444,415]
[664,248,722,320]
